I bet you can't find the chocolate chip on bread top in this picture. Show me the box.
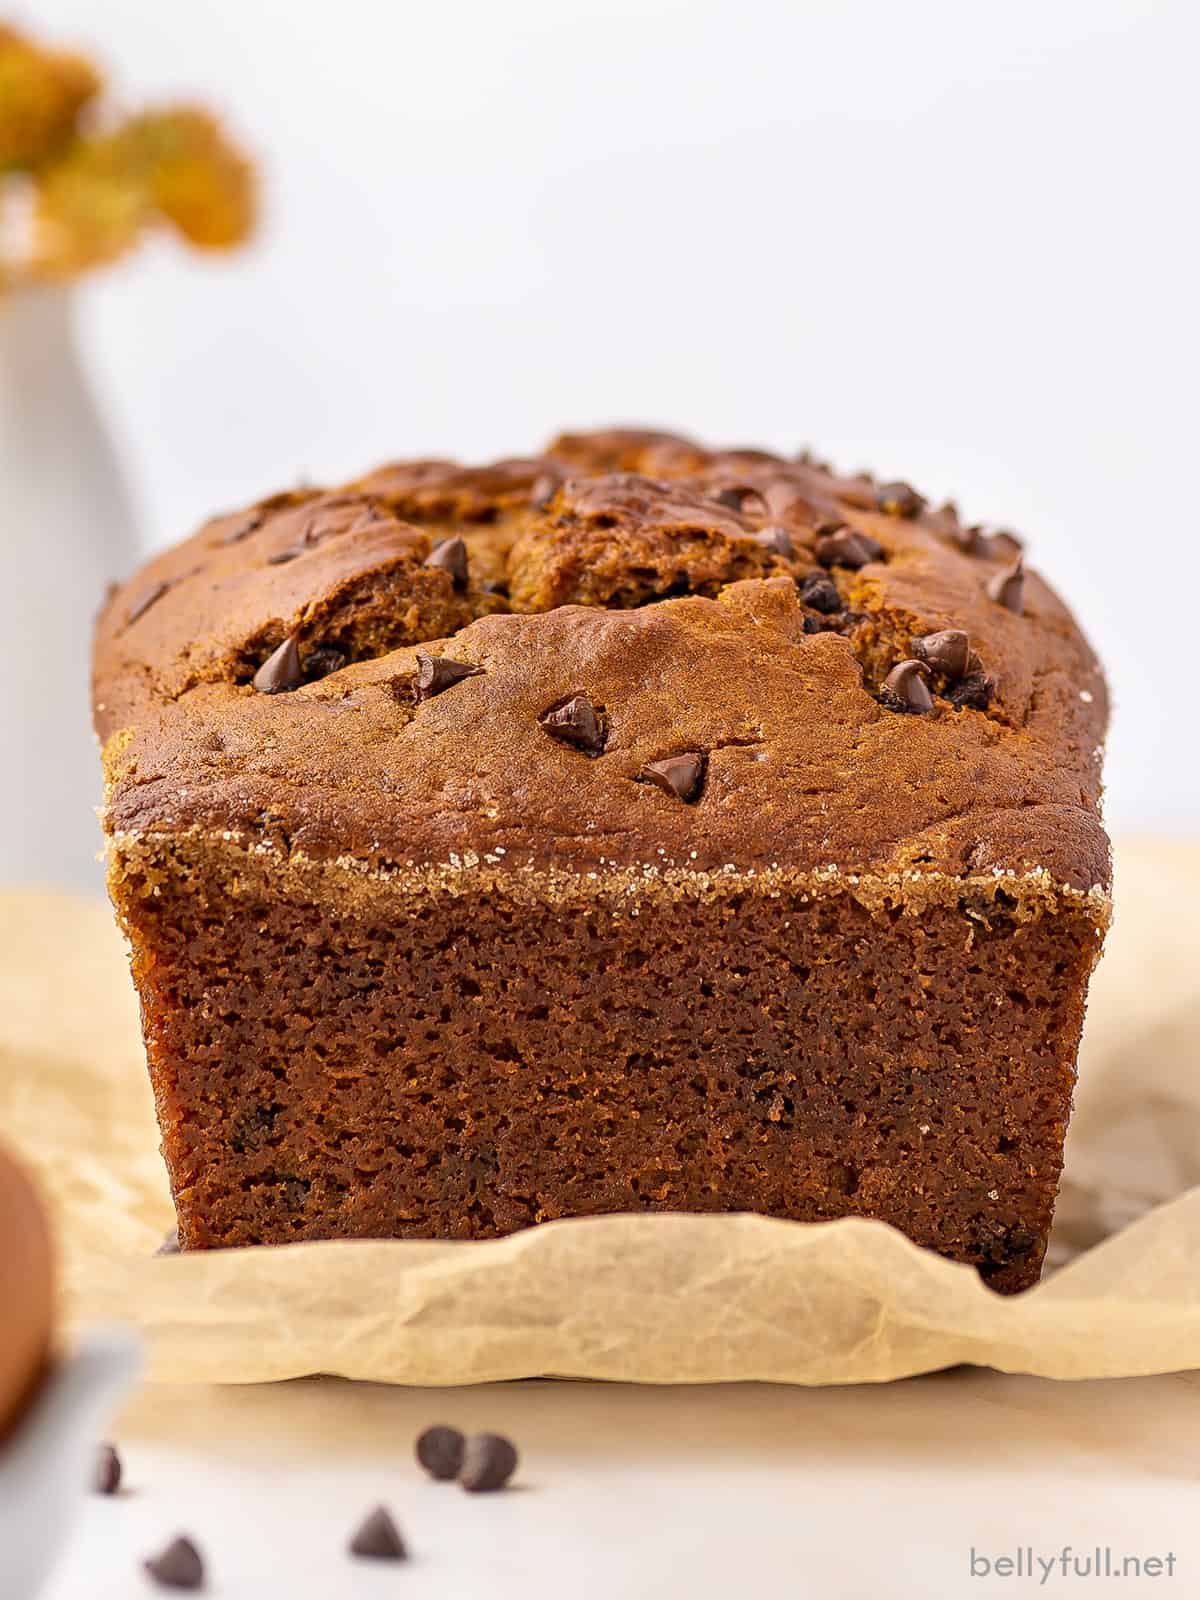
[94,428,1110,1291]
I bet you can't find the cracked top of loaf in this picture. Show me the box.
[93,427,1110,900]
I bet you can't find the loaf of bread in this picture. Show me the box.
[93,428,1110,1292]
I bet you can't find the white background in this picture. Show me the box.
[29,0,1199,834]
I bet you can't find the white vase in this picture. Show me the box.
[0,286,140,893]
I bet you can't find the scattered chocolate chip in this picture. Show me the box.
[303,644,347,682]
[815,528,883,570]
[479,578,509,596]
[267,546,303,566]
[751,524,793,558]
[640,752,705,803]
[348,1506,407,1561]
[876,481,926,517]
[986,556,1025,613]
[416,1424,466,1481]
[798,571,843,614]
[424,535,469,588]
[947,671,994,710]
[93,1443,122,1495]
[126,581,169,626]
[713,484,768,516]
[987,529,1025,560]
[156,1226,181,1255]
[538,694,606,756]
[252,633,304,694]
[530,473,560,510]
[459,1432,518,1493]
[880,659,934,714]
[221,511,265,545]
[953,524,989,557]
[143,1535,204,1591]
[414,651,483,701]
[910,628,970,679]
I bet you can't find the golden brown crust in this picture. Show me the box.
[93,428,1110,897]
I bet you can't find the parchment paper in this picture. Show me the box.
[2,841,1197,1387]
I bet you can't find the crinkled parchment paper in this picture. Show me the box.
[2,841,1197,1386]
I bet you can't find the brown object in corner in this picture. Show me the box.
[92,428,1111,1294]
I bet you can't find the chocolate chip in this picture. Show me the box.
[479,578,509,596]
[348,1506,407,1561]
[221,511,265,544]
[252,633,304,694]
[126,581,169,626]
[530,473,560,510]
[640,752,705,803]
[143,1535,204,1590]
[424,535,469,588]
[303,645,347,682]
[713,484,768,516]
[953,524,989,557]
[876,481,926,517]
[880,659,934,714]
[987,529,1025,561]
[93,1442,122,1495]
[947,671,994,710]
[156,1226,181,1255]
[416,1423,466,1481]
[910,628,970,679]
[751,525,793,558]
[986,556,1025,613]
[815,528,883,569]
[414,651,483,701]
[267,546,303,565]
[538,694,606,756]
[798,571,843,614]
[459,1432,518,1493]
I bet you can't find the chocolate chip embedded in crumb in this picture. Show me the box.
[947,671,994,710]
[143,1535,204,1590]
[348,1506,408,1561]
[479,578,509,596]
[221,510,265,545]
[93,1442,122,1495]
[303,644,348,682]
[266,546,303,566]
[713,484,768,516]
[640,752,706,804]
[986,557,1025,613]
[876,481,926,517]
[798,572,843,614]
[987,529,1025,561]
[751,525,793,558]
[414,652,484,701]
[126,581,169,626]
[459,1432,519,1493]
[910,628,970,680]
[252,634,304,694]
[880,659,934,714]
[815,528,883,570]
[424,535,469,588]
[416,1423,466,1481]
[538,694,606,756]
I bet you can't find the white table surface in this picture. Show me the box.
[42,1366,1199,1599]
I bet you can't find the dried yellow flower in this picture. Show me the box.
[120,108,256,251]
[1,25,255,287]
[0,24,101,172]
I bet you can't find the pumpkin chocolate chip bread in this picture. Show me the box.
[93,428,1110,1292]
